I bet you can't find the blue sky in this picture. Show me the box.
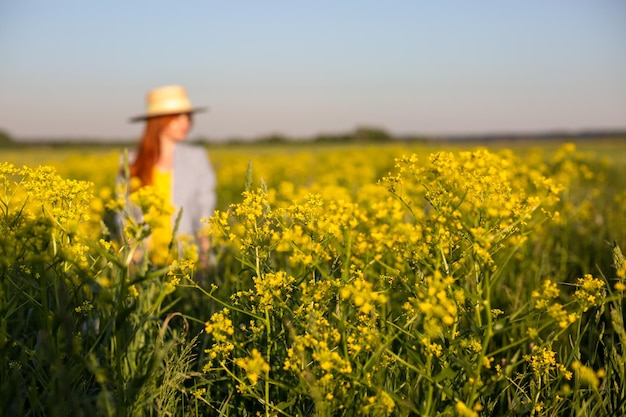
[0,1,624,141]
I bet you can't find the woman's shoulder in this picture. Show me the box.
[176,142,207,157]
[174,143,211,168]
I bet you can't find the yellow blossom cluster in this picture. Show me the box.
[243,271,296,312]
[573,274,606,311]
[4,142,624,415]
[361,390,396,415]
[1,163,94,269]
[128,184,174,236]
[204,308,235,342]
[403,271,459,338]
[203,308,236,370]
[379,149,560,274]
[165,258,196,292]
[532,279,578,329]
[571,360,604,389]
[235,349,270,385]
[456,400,480,417]
[345,321,382,356]
[280,300,360,405]
[340,269,388,315]
[198,144,603,414]
[524,345,571,380]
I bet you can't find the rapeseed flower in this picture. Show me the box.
[524,345,569,379]
[235,349,270,385]
[455,401,478,417]
[245,271,296,312]
[404,271,458,338]
[532,279,579,328]
[205,308,235,343]
[573,274,605,311]
[340,270,388,315]
[571,361,602,389]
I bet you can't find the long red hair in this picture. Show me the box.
[128,114,177,187]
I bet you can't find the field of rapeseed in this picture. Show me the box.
[1,140,625,416]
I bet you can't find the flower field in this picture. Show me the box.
[1,140,626,416]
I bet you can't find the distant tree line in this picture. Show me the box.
[0,130,16,148]
[217,126,427,146]
[2,125,625,148]
[204,127,626,146]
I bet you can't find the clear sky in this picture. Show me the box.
[0,0,625,142]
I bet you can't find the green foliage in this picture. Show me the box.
[1,142,625,416]
[195,146,625,416]
[0,164,196,416]
[0,129,14,147]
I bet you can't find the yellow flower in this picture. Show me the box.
[526,327,539,339]
[524,345,569,378]
[456,401,478,417]
[235,349,270,385]
[421,338,443,358]
[341,270,388,315]
[205,308,235,343]
[571,361,601,389]
[574,274,605,311]
[128,285,139,298]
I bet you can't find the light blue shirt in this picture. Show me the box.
[118,142,217,239]
[170,143,216,237]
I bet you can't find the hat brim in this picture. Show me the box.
[129,106,208,123]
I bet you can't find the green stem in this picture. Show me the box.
[182,281,264,321]
[265,307,271,417]
[425,354,434,415]
[469,269,494,405]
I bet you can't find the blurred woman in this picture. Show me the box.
[122,85,216,264]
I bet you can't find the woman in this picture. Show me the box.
[122,85,216,264]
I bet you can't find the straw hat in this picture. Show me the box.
[129,85,207,122]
